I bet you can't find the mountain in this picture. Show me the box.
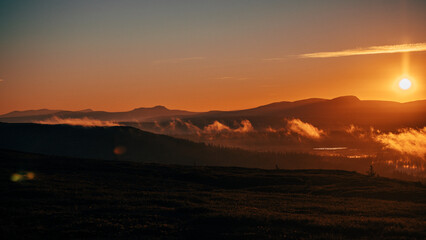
[0,109,64,118]
[197,97,327,118]
[1,96,425,131]
[78,108,94,112]
[0,105,196,123]
[181,96,426,131]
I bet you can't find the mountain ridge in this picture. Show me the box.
[1,97,425,130]
[0,105,196,123]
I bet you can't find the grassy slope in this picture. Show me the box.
[1,149,425,239]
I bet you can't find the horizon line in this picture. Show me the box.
[1,96,425,116]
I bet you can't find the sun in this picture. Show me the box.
[399,78,412,90]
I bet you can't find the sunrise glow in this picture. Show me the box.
[1,2,425,239]
[1,1,425,114]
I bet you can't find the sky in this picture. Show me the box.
[1,0,426,114]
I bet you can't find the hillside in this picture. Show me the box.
[0,122,375,172]
[1,149,424,239]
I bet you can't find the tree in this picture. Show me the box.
[366,164,376,177]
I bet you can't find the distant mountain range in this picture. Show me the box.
[0,105,195,123]
[1,96,425,130]
[182,96,426,130]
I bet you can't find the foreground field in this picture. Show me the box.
[1,150,425,239]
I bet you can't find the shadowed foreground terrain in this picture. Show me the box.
[0,122,375,172]
[1,150,425,239]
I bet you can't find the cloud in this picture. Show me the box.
[373,127,426,159]
[174,118,202,135]
[35,117,120,127]
[297,43,426,59]
[345,124,367,134]
[286,119,324,139]
[265,126,278,133]
[343,124,425,159]
[346,124,357,134]
[204,121,231,133]
[234,120,254,133]
[159,118,202,135]
[203,120,254,134]
[156,118,254,135]
[153,57,205,64]
[345,124,370,139]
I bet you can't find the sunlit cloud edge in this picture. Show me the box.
[297,43,426,59]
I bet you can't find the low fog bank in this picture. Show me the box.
[125,118,425,181]
[35,116,121,127]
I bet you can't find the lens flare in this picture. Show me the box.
[10,172,35,182]
[113,146,127,155]
[11,173,22,182]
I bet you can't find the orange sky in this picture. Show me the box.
[1,1,425,114]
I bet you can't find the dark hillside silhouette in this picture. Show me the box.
[0,122,372,171]
[1,149,424,239]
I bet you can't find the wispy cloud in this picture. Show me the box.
[153,57,205,64]
[286,119,325,139]
[203,121,231,133]
[155,118,254,135]
[297,43,426,59]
